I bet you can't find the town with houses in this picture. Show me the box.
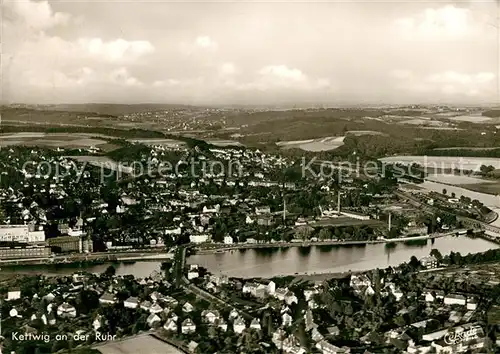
[0,138,499,354]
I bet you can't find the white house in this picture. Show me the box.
[57,303,77,318]
[233,317,246,334]
[467,297,478,310]
[7,289,21,301]
[190,234,210,243]
[141,300,153,311]
[164,318,178,332]
[282,312,293,327]
[182,318,197,334]
[444,294,466,306]
[99,293,116,305]
[183,302,194,313]
[250,318,261,331]
[202,310,220,324]
[424,290,445,302]
[146,313,161,328]
[149,303,163,314]
[124,297,139,309]
[224,236,233,244]
[187,271,199,280]
[267,281,276,295]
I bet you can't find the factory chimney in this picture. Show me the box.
[337,193,341,214]
[388,213,392,231]
[283,196,286,222]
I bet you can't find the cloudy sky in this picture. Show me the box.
[2,0,499,105]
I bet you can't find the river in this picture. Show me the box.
[5,171,500,280]
[185,236,498,278]
[4,236,497,279]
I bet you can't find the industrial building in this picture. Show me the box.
[0,224,45,244]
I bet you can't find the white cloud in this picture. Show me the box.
[78,38,155,62]
[395,5,474,39]
[6,0,71,31]
[110,67,143,86]
[259,65,307,82]
[195,36,217,49]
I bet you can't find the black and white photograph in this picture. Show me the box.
[1,0,500,353]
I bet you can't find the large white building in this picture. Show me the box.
[0,225,45,243]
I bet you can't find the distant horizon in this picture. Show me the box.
[3,101,500,110]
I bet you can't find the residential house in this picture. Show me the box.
[233,317,246,334]
[99,293,116,305]
[424,290,445,302]
[183,302,194,313]
[274,288,289,301]
[182,318,197,334]
[282,312,293,327]
[146,313,161,328]
[316,340,344,354]
[223,236,233,244]
[141,300,153,312]
[56,303,77,318]
[163,318,178,332]
[7,288,21,301]
[467,297,478,310]
[420,255,438,269]
[250,318,261,331]
[187,270,199,280]
[149,303,163,314]
[202,310,220,324]
[124,297,139,309]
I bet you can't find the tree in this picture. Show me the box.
[430,249,443,263]
[318,228,332,240]
[408,256,421,270]
[104,265,116,277]
[442,188,447,195]
[451,192,456,199]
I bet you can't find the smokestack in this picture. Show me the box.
[337,193,341,214]
[388,213,392,231]
[283,196,286,222]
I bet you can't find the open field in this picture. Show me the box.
[346,130,387,136]
[426,173,494,185]
[448,115,492,123]
[95,334,184,354]
[433,147,500,151]
[0,132,110,149]
[458,182,500,195]
[129,138,187,147]
[206,139,244,147]
[277,136,345,151]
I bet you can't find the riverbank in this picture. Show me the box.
[193,231,460,255]
[0,251,173,267]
